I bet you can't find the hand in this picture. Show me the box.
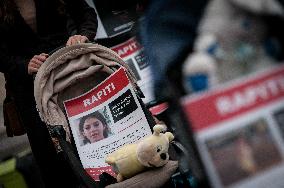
[28,53,48,75]
[66,35,89,46]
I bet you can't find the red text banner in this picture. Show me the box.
[182,65,284,132]
[64,68,129,117]
[111,37,142,58]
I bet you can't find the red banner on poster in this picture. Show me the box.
[182,66,284,132]
[111,37,142,58]
[64,68,129,117]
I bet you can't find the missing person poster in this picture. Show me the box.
[182,64,284,188]
[92,0,138,38]
[111,37,154,104]
[85,0,144,39]
[64,68,152,181]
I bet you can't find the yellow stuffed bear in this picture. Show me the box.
[105,124,174,182]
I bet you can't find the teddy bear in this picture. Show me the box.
[105,124,174,182]
[192,0,283,83]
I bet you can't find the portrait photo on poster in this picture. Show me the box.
[76,107,113,146]
[205,118,282,187]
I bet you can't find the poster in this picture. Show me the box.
[85,0,143,39]
[111,37,154,104]
[182,64,284,188]
[64,68,152,181]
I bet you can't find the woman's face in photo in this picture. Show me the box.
[82,117,105,143]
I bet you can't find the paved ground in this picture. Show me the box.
[0,73,30,160]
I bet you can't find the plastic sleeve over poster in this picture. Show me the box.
[64,68,152,181]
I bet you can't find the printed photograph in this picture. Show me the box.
[273,107,284,140]
[75,107,112,146]
[205,119,282,187]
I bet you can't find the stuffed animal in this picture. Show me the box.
[105,124,174,182]
[194,0,283,82]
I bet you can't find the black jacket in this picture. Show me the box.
[0,0,98,144]
[0,0,97,88]
[0,1,97,187]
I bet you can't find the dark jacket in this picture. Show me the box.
[0,0,97,88]
[139,0,208,97]
[0,1,98,187]
[0,0,98,134]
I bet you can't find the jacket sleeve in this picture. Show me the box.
[65,0,98,41]
[0,43,30,78]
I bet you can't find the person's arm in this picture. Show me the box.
[65,0,98,45]
[0,43,48,76]
[27,53,48,75]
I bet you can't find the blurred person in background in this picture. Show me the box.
[138,0,209,97]
[139,0,284,96]
[0,0,97,187]
[139,0,284,187]
[138,1,210,187]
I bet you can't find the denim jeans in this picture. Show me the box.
[138,0,208,99]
